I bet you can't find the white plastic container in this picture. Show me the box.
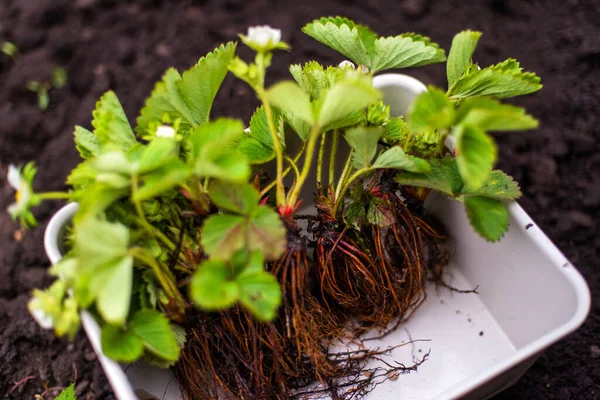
[44,74,591,400]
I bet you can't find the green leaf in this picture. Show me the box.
[201,214,246,260]
[408,86,454,133]
[137,43,236,135]
[93,256,133,325]
[302,17,375,66]
[74,126,100,159]
[92,91,137,150]
[136,138,178,174]
[176,42,237,126]
[208,181,259,215]
[237,269,281,322]
[1,41,18,59]
[130,309,180,361]
[247,206,287,260]
[366,197,395,227]
[54,383,76,400]
[188,118,250,182]
[75,219,129,269]
[317,75,381,127]
[395,157,464,197]
[344,127,384,169]
[201,206,286,261]
[370,33,446,72]
[101,325,144,362]
[455,124,497,190]
[373,146,431,172]
[465,170,521,200]
[282,111,312,141]
[266,81,314,125]
[134,162,191,201]
[74,184,129,221]
[460,108,538,131]
[190,259,240,310]
[447,30,482,88]
[464,196,509,242]
[449,58,542,99]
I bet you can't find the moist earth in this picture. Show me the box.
[0,0,598,398]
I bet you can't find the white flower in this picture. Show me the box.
[156,125,176,139]
[28,298,54,329]
[338,60,356,69]
[246,25,281,48]
[7,164,31,218]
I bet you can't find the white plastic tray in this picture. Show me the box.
[43,74,591,400]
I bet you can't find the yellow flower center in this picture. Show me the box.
[15,190,21,203]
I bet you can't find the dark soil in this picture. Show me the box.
[0,0,598,398]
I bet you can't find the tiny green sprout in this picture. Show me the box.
[53,383,76,400]
[26,66,68,111]
[1,41,18,59]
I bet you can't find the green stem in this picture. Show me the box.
[283,154,300,179]
[286,125,321,206]
[334,167,371,216]
[259,93,285,206]
[328,130,338,189]
[316,132,327,193]
[131,175,151,228]
[335,151,354,201]
[36,191,71,200]
[260,142,306,198]
[129,247,186,310]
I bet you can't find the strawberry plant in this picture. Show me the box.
[6,17,541,399]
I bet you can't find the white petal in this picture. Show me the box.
[338,60,356,69]
[156,125,175,139]
[247,25,281,46]
[7,165,21,190]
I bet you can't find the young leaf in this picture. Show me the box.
[302,17,375,66]
[130,309,180,361]
[54,383,76,400]
[137,43,236,135]
[408,86,454,133]
[317,76,381,127]
[75,183,129,221]
[237,269,281,322]
[383,117,409,144]
[454,96,528,124]
[447,30,482,88]
[190,259,240,310]
[464,196,509,242]
[449,58,542,99]
[136,138,178,174]
[38,87,49,111]
[366,197,395,227]
[344,127,384,169]
[290,61,343,101]
[370,33,446,72]
[465,170,522,200]
[395,157,463,197]
[235,106,283,163]
[208,181,259,214]
[372,146,431,173]
[101,325,144,362]
[92,91,137,150]
[266,81,314,125]
[74,126,100,159]
[454,124,497,190]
